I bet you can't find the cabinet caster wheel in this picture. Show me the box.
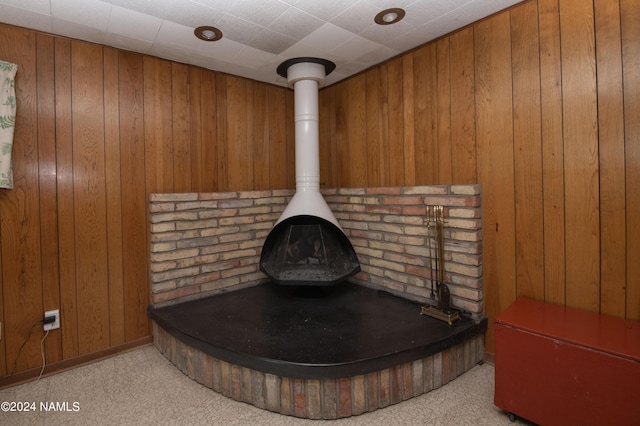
[508,412,516,422]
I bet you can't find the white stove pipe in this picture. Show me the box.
[276,59,341,229]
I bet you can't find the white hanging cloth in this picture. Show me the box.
[0,60,17,189]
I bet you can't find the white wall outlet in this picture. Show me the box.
[44,309,60,331]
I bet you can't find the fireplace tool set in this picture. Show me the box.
[420,205,461,325]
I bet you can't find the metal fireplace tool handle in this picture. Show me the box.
[420,205,461,325]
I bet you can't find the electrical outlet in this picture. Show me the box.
[44,309,60,331]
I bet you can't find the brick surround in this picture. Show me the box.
[149,185,484,418]
[149,185,483,315]
[153,322,485,419]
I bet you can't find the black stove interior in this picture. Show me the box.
[260,215,360,286]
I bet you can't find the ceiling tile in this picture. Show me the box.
[0,0,50,14]
[402,0,457,27]
[461,0,519,17]
[356,44,398,64]
[215,13,266,45]
[269,7,324,40]
[365,0,416,9]
[192,35,245,59]
[104,0,173,18]
[227,0,289,28]
[283,0,354,22]
[51,0,112,31]
[299,23,355,53]
[324,70,350,86]
[189,0,238,15]
[0,5,52,33]
[425,6,476,35]
[107,5,162,41]
[449,0,477,6]
[154,20,197,49]
[51,17,108,45]
[232,44,279,69]
[103,31,154,53]
[279,41,341,65]
[248,28,297,55]
[359,19,414,45]
[162,1,226,28]
[332,34,381,61]
[331,1,380,35]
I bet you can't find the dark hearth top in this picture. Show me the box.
[148,282,487,379]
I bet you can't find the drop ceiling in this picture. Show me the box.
[0,0,522,87]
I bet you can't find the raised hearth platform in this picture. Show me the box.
[149,283,487,419]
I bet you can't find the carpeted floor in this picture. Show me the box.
[0,345,527,425]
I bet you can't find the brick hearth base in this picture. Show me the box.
[153,322,485,419]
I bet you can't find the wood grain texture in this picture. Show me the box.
[187,67,204,192]
[252,82,269,190]
[270,85,289,189]
[118,51,148,342]
[36,34,63,363]
[54,37,79,360]
[621,0,640,320]
[474,11,516,354]
[144,57,174,193]
[172,63,191,193]
[436,38,452,184]
[402,55,416,185]
[413,44,437,184]
[2,0,640,373]
[595,0,627,317]
[559,0,600,312]
[103,46,125,347]
[0,26,43,373]
[319,85,336,188]
[538,0,566,306]
[201,69,218,192]
[348,76,367,186]
[285,90,296,189]
[377,66,391,185]
[335,80,350,187]
[365,69,382,186]
[450,27,477,185]
[71,41,110,354]
[511,0,545,301]
[0,24,294,376]
[386,58,405,186]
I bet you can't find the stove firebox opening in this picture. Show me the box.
[260,215,360,286]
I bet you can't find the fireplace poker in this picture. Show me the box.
[426,207,435,299]
[433,211,439,293]
[436,206,445,286]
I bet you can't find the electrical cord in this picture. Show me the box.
[36,329,50,382]
[7,318,50,381]
[8,319,41,376]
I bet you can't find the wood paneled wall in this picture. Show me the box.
[0,24,294,378]
[320,0,640,353]
[1,0,638,379]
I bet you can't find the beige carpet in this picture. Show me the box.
[0,345,526,425]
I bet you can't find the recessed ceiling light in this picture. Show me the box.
[194,26,223,42]
[374,8,406,25]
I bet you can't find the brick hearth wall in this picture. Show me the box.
[149,185,483,316]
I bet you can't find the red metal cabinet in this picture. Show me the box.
[494,297,640,425]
